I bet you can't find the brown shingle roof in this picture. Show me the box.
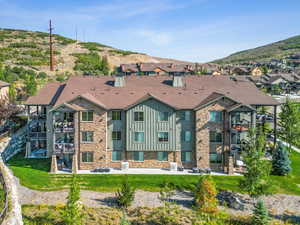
[26,75,279,108]
[0,80,9,87]
[25,82,64,105]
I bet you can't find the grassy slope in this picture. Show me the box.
[8,151,300,195]
[213,35,300,64]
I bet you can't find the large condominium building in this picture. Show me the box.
[25,75,278,174]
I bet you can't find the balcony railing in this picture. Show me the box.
[54,143,75,154]
[30,113,47,120]
[54,122,74,133]
[29,132,47,139]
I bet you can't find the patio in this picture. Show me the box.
[56,168,242,176]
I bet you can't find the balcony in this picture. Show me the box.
[29,132,47,139]
[30,113,47,120]
[54,143,75,154]
[54,122,74,133]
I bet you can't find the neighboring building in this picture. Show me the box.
[244,73,300,94]
[0,80,9,100]
[119,63,195,76]
[25,75,278,174]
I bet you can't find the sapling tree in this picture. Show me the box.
[194,175,218,214]
[62,175,83,225]
[116,176,135,211]
[252,200,270,225]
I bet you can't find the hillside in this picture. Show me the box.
[0,28,188,76]
[213,35,300,64]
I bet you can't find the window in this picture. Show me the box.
[159,112,169,121]
[158,132,169,142]
[210,152,222,163]
[181,111,191,121]
[182,131,192,142]
[181,151,191,162]
[112,151,121,161]
[209,111,222,122]
[112,131,121,140]
[209,131,223,143]
[112,111,121,120]
[134,112,144,121]
[81,131,94,142]
[82,111,93,122]
[82,152,93,162]
[133,152,144,161]
[134,132,144,142]
[157,152,168,161]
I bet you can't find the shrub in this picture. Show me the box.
[8,42,37,48]
[116,176,135,210]
[252,200,270,225]
[194,176,218,214]
[272,144,291,176]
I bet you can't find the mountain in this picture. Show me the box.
[213,35,300,64]
[0,28,188,76]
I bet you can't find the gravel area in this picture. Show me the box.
[16,176,300,221]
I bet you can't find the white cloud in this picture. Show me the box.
[136,30,173,46]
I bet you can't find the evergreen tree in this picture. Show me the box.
[62,175,83,225]
[116,176,135,210]
[194,176,218,214]
[252,200,270,225]
[278,98,300,152]
[272,143,291,176]
[239,128,271,198]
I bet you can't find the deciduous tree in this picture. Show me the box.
[278,98,300,152]
[239,128,271,198]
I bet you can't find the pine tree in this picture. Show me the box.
[194,176,218,214]
[239,128,271,198]
[252,200,270,225]
[62,175,83,225]
[116,176,135,210]
[272,143,291,176]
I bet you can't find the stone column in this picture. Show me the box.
[227,155,234,175]
[25,142,31,158]
[72,153,78,174]
[50,155,58,173]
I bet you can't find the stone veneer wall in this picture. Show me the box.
[195,98,235,170]
[69,98,107,170]
[0,139,23,225]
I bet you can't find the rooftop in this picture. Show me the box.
[26,75,279,108]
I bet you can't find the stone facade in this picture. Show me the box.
[195,97,235,170]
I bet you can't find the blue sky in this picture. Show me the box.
[1,0,300,62]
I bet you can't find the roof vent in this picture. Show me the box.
[114,75,125,87]
[173,75,184,87]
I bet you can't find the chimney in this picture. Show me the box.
[114,75,125,87]
[173,75,184,87]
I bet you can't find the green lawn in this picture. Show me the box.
[8,151,300,194]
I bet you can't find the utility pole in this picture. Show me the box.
[49,20,55,71]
